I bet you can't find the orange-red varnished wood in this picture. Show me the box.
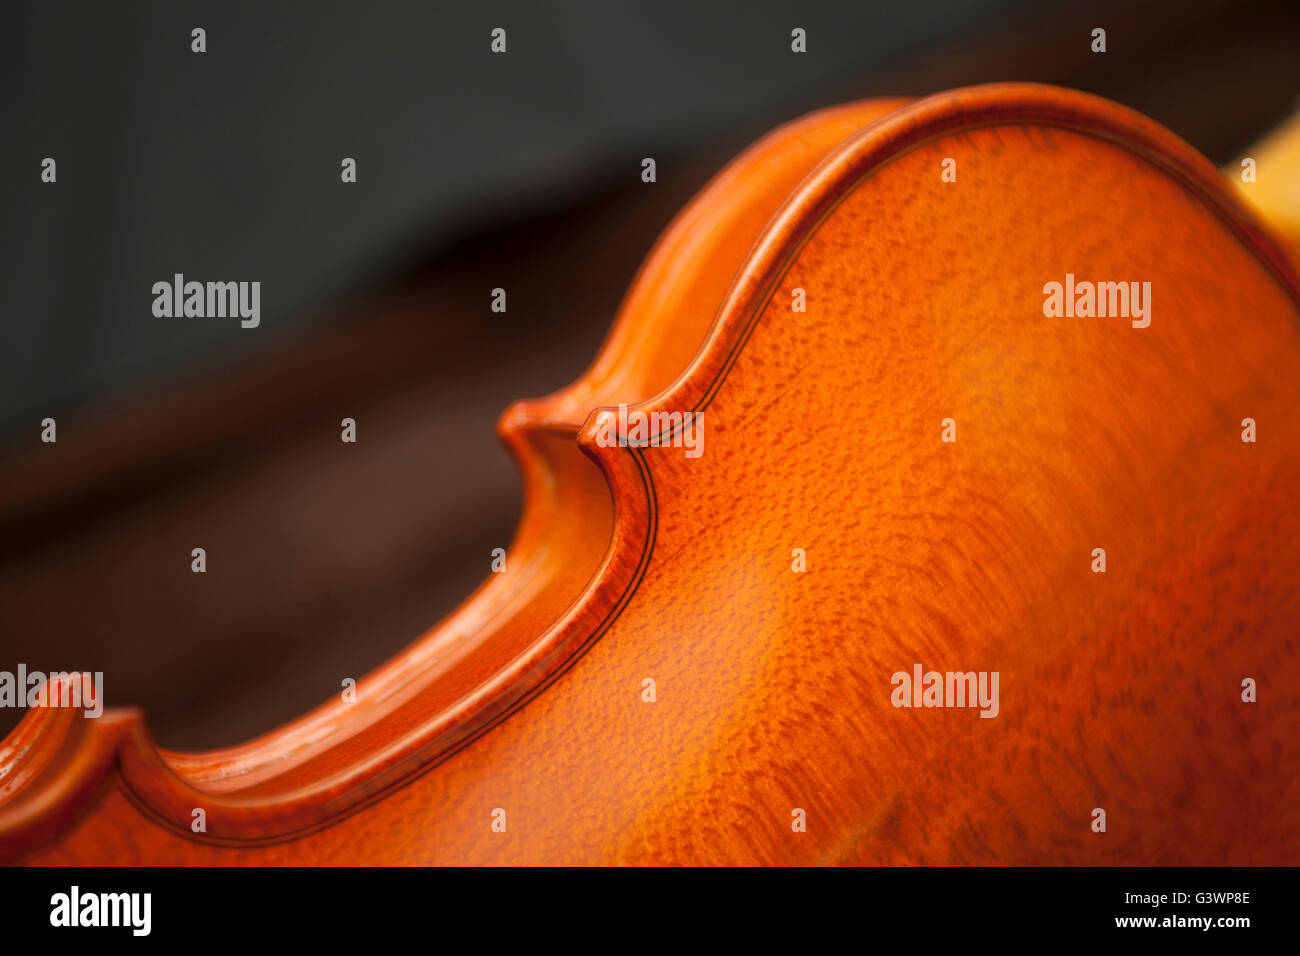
[2,84,1297,865]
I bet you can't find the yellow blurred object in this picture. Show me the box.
[1232,110,1300,260]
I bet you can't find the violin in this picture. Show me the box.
[3,83,1298,865]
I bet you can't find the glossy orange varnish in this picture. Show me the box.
[2,85,1297,864]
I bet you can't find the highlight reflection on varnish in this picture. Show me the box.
[1,84,1297,865]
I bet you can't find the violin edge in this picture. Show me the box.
[0,99,908,858]
[593,82,1300,444]
[10,83,1292,859]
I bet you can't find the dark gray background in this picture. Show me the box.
[3,0,1029,438]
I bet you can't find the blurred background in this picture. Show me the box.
[2,0,1297,748]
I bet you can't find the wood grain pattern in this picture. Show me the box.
[2,84,1297,864]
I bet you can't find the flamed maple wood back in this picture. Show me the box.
[1,84,1297,864]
